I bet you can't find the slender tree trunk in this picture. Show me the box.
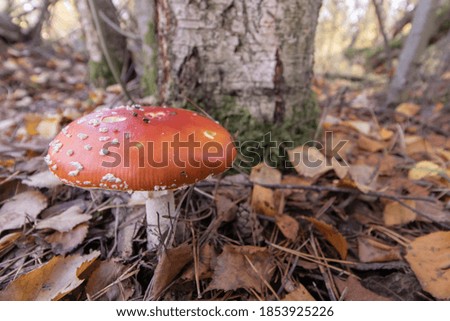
[386,0,439,106]
[134,0,158,96]
[75,0,128,87]
[155,0,322,124]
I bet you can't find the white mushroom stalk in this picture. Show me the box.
[145,190,176,251]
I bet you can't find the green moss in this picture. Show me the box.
[141,21,158,96]
[186,92,319,172]
[88,59,115,87]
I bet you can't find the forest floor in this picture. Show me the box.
[0,42,449,301]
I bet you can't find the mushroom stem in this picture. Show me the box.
[145,189,176,251]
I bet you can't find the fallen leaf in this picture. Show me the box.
[408,161,444,180]
[86,260,134,300]
[0,232,21,253]
[36,205,91,232]
[335,276,390,301]
[215,192,238,222]
[341,120,372,135]
[339,165,377,193]
[36,114,62,139]
[383,200,416,226]
[283,283,315,301]
[208,245,274,293]
[45,223,89,255]
[0,190,48,233]
[149,243,193,299]
[304,217,348,259]
[379,127,394,140]
[250,163,283,217]
[405,231,450,299]
[395,102,420,117]
[405,135,433,156]
[181,243,217,281]
[357,135,385,152]
[0,251,100,300]
[23,170,62,188]
[275,214,299,240]
[358,236,402,263]
[24,113,42,136]
[288,146,333,178]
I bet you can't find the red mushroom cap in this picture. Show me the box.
[45,105,237,191]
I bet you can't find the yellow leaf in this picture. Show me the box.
[408,161,443,180]
[341,120,372,135]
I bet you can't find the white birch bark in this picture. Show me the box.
[386,0,439,105]
[157,0,322,122]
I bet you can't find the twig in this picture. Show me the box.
[98,11,140,40]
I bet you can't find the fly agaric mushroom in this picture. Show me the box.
[45,105,236,251]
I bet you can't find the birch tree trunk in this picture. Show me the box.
[155,0,322,124]
[75,0,128,87]
[386,0,439,106]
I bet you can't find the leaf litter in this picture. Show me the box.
[0,42,449,301]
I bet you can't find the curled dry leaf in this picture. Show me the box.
[86,259,134,300]
[0,231,21,254]
[405,231,450,299]
[36,205,91,232]
[181,243,217,281]
[207,245,275,293]
[304,217,348,259]
[0,251,100,300]
[358,236,402,263]
[383,200,416,226]
[45,223,89,255]
[0,190,48,234]
[339,164,377,193]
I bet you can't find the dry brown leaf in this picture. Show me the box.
[304,217,348,259]
[357,135,385,152]
[339,165,377,193]
[405,231,450,299]
[36,205,91,232]
[24,113,41,136]
[335,276,390,301]
[383,200,416,226]
[181,243,217,281]
[208,245,274,293]
[0,251,100,300]
[408,161,444,180]
[149,243,193,299]
[341,120,372,135]
[288,146,334,178]
[250,163,283,217]
[45,223,89,255]
[395,102,421,117]
[405,135,433,156]
[86,260,134,300]
[283,283,315,301]
[36,114,62,139]
[214,192,238,222]
[0,232,21,253]
[275,214,299,241]
[358,236,402,263]
[0,190,48,234]
[23,170,62,188]
[415,201,449,223]
[379,127,394,140]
